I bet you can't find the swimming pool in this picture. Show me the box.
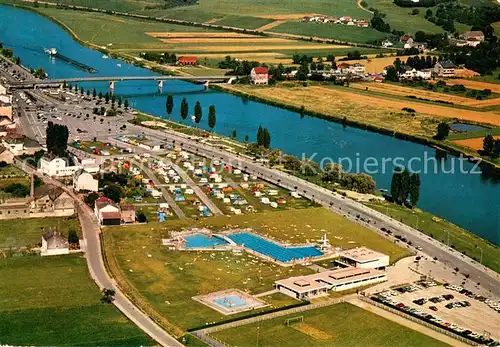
[227,232,323,262]
[184,234,228,248]
[214,295,246,308]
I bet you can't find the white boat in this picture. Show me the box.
[45,47,57,55]
[102,54,109,59]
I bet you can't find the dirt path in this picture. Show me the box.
[348,297,469,346]
[357,0,374,13]
[256,20,286,32]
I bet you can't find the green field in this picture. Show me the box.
[271,21,389,43]
[0,164,26,178]
[0,217,80,250]
[211,302,447,347]
[35,7,220,50]
[363,201,500,273]
[102,208,410,335]
[214,15,274,29]
[0,255,154,346]
[447,126,500,140]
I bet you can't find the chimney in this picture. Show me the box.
[30,172,35,198]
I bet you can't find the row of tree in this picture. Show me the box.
[256,126,271,149]
[391,168,421,207]
[482,135,500,158]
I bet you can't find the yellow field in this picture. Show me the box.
[195,52,292,64]
[167,44,342,52]
[160,37,292,43]
[351,82,500,108]
[256,20,287,32]
[453,136,500,150]
[146,32,258,38]
[441,79,500,93]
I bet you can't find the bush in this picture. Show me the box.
[137,210,147,223]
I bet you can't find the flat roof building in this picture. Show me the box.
[338,247,389,270]
[275,267,387,300]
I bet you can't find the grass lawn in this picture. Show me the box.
[0,164,26,178]
[102,208,409,335]
[0,217,80,250]
[211,302,447,347]
[214,15,274,29]
[363,200,500,274]
[0,255,154,346]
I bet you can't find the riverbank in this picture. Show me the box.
[213,83,500,171]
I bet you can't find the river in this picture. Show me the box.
[0,5,498,244]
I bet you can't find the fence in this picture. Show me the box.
[358,295,478,346]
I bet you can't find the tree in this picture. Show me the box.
[137,210,147,223]
[124,98,129,109]
[435,122,450,140]
[385,66,399,82]
[244,135,249,143]
[257,126,264,146]
[391,168,403,204]
[86,89,90,97]
[100,288,116,304]
[208,105,216,131]
[105,92,110,104]
[400,168,411,205]
[117,95,122,107]
[103,183,122,203]
[299,105,305,118]
[166,94,174,116]
[98,91,103,100]
[232,129,237,138]
[3,183,30,197]
[92,88,96,98]
[180,98,188,122]
[296,62,309,81]
[194,101,202,124]
[483,134,495,155]
[46,122,69,157]
[493,139,500,158]
[33,67,46,79]
[262,128,271,148]
[409,173,420,207]
[111,94,116,105]
[68,228,79,245]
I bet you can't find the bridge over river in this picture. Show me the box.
[9,75,239,90]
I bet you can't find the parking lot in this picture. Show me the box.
[378,283,499,342]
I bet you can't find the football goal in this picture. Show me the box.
[285,316,304,326]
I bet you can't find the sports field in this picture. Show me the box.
[0,217,80,250]
[210,302,447,347]
[0,255,153,346]
[102,208,410,334]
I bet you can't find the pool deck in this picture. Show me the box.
[192,288,268,315]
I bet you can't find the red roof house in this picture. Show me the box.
[250,67,269,85]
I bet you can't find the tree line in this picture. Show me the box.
[482,135,500,158]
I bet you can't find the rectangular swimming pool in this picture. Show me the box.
[184,234,228,248]
[214,295,247,308]
[227,232,322,262]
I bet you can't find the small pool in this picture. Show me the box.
[214,295,246,308]
[184,234,228,248]
[449,123,489,133]
[227,232,323,262]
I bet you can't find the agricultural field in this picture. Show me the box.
[0,255,154,346]
[0,217,80,250]
[452,135,500,150]
[270,21,389,44]
[220,83,500,138]
[442,79,500,94]
[210,302,447,347]
[102,208,410,334]
[363,200,500,273]
[350,82,500,108]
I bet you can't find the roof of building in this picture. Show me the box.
[252,67,268,75]
[101,211,121,220]
[95,197,118,210]
[34,184,65,200]
[462,30,484,39]
[437,60,456,69]
[339,247,388,263]
[178,56,197,62]
[120,204,136,211]
[42,229,69,250]
[275,267,385,294]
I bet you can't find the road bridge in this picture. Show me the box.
[9,75,239,90]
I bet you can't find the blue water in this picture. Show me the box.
[1,5,499,244]
[184,234,228,248]
[214,295,246,308]
[228,232,323,262]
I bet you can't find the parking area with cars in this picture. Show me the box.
[373,281,499,345]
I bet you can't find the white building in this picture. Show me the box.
[1,135,41,156]
[41,229,69,256]
[38,154,81,178]
[434,60,456,78]
[73,169,98,192]
[0,84,6,95]
[250,67,269,85]
[275,267,387,300]
[338,247,389,270]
